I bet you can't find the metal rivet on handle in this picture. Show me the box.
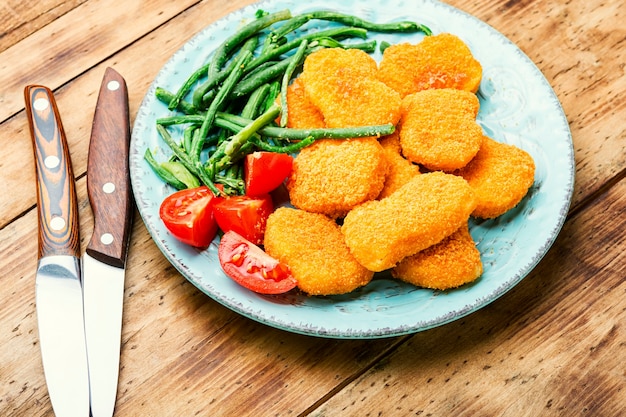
[50,216,66,231]
[102,182,116,194]
[33,97,49,111]
[44,155,60,169]
[107,81,120,91]
[100,233,114,245]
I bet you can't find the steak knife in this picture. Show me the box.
[82,67,133,417]
[25,85,90,417]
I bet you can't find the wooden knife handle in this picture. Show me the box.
[25,85,81,260]
[85,67,133,268]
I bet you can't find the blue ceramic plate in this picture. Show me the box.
[130,0,575,338]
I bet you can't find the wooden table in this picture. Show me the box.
[2,0,624,415]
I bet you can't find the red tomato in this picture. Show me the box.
[218,231,297,294]
[159,186,219,248]
[211,194,273,245]
[244,151,293,196]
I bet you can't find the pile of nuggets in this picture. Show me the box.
[263,33,536,296]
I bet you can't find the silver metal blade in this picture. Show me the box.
[82,253,125,417]
[36,255,90,417]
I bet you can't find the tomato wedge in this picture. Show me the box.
[211,193,273,245]
[159,185,219,248]
[218,231,297,294]
[244,151,293,196]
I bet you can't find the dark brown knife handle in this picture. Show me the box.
[85,67,133,268]
[25,85,81,260]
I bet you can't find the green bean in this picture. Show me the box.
[192,36,259,109]
[220,112,396,140]
[239,61,279,83]
[157,111,396,142]
[196,164,224,196]
[222,104,281,158]
[208,9,292,80]
[157,114,204,126]
[280,39,308,127]
[155,125,221,195]
[249,135,315,153]
[271,11,431,42]
[215,161,245,195]
[311,38,377,53]
[161,161,200,188]
[260,33,276,54]
[214,141,255,176]
[215,174,245,195]
[241,83,271,119]
[144,149,187,190]
[213,118,245,136]
[203,105,280,180]
[155,87,199,115]
[231,55,294,98]
[198,49,252,143]
[155,124,199,175]
[264,81,281,112]
[189,127,205,168]
[182,125,196,154]
[261,123,396,140]
[379,40,392,53]
[167,62,209,111]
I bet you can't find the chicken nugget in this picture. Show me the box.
[377,33,483,97]
[392,223,482,290]
[281,77,325,129]
[378,131,420,199]
[399,88,482,171]
[342,172,477,272]
[287,137,388,218]
[301,48,402,128]
[264,207,373,296]
[301,47,378,86]
[454,135,536,218]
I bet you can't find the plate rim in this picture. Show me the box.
[130,0,575,339]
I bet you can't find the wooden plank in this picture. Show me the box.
[0,0,87,52]
[309,176,626,416]
[0,0,201,123]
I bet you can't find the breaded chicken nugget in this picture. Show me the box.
[264,207,373,296]
[281,77,326,129]
[392,223,483,290]
[301,48,402,128]
[342,172,477,272]
[399,88,483,171]
[287,137,388,218]
[377,33,483,97]
[454,135,536,218]
[378,131,420,199]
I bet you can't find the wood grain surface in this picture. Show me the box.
[1,0,624,416]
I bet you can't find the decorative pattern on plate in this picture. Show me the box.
[130,0,575,338]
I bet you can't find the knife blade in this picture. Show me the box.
[25,85,90,417]
[82,67,133,417]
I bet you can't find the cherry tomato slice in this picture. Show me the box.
[244,151,293,196]
[218,231,297,294]
[211,193,273,245]
[159,185,219,248]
